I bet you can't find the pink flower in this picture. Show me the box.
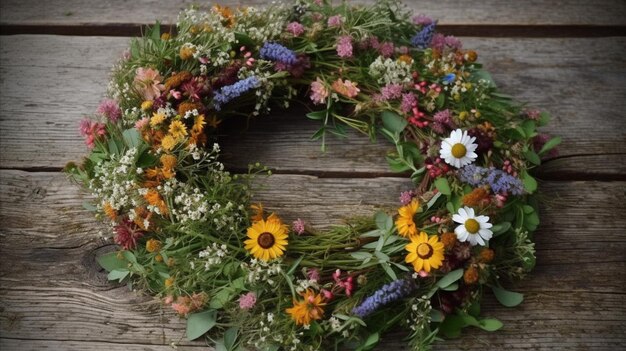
[418,270,429,278]
[96,99,121,122]
[286,22,305,37]
[135,117,149,130]
[332,79,360,98]
[171,301,191,316]
[163,296,174,304]
[399,190,415,205]
[307,268,320,282]
[292,218,306,235]
[133,67,165,101]
[336,36,353,58]
[400,93,417,113]
[379,42,395,58]
[238,292,257,310]
[79,118,107,149]
[327,15,343,27]
[412,14,433,25]
[310,78,329,105]
[380,83,403,101]
[430,33,446,52]
[321,289,334,300]
[445,36,463,50]
[332,269,355,297]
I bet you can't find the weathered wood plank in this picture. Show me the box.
[1,0,625,27]
[1,170,625,349]
[0,339,207,351]
[1,35,625,176]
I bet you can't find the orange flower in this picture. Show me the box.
[398,54,413,65]
[440,232,457,249]
[463,266,479,284]
[250,203,264,222]
[178,101,203,117]
[132,206,152,230]
[462,187,490,207]
[286,289,326,326]
[160,154,177,179]
[146,239,162,253]
[103,202,117,221]
[164,71,192,91]
[179,45,196,60]
[144,189,169,216]
[214,5,235,27]
[479,248,495,263]
[193,114,207,133]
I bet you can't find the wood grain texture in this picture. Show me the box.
[1,0,625,27]
[1,35,625,176]
[1,170,625,350]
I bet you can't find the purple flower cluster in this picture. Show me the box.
[259,42,297,65]
[411,22,436,49]
[431,109,456,134]
[459,165,525,195]
[380,83,403,101]
[352,279,415,318]
[212,76,260,111]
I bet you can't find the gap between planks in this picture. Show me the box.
[2,23,626,37]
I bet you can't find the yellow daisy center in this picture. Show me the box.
[451,143,467,158]
[417,243,433,259]
[257,232,276,249]
[464,219,480,234]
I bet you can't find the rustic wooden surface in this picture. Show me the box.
[1,1,625,351]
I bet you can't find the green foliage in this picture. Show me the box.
[187,309,218,341]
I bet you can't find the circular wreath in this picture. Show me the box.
[67,1,559,350]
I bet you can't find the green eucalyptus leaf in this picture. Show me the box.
[478,318,503,331]
[522,172,538,193]
[381,110,407,133]
[122,128,142,148]
[491,222,511,237]
[437,269,463,289]
[538,136,562,156]
[97,252,127,272]
[434,177,452,196]
[492,286,524,307]
[524,150,541,165]
[186,309,217,340]
[107,269,129,282]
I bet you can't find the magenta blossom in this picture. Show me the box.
[292,218,306,235]
[96,99,121,122]
[327,15,343,27]
[238,292,257,310]
[114,219,144,250]
[286,22,305,37]
[79,118,107,149]
[336,36,353,58]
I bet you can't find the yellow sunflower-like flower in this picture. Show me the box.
[193,114,207,133]
[150,112,166,127]
[161,135,178,151]
[395,198,420,237]
[244,217,288,261]
[286,289,326,326]
[405,231,445,273]
[168,120,188,140]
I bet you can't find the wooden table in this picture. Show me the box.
[1,1,625,350]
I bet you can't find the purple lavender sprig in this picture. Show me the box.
[259,42,297,65]
[459,165,525,195]
[352,279,415,318]
[411,22,436,49]
[212,76,260,111]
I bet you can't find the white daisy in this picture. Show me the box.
[439,129,478,168]
[452,206,493,246]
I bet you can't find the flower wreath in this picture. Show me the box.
[67,1,560,350]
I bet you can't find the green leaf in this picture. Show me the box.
[491,286,524,307]
[107,269,129,282]
[97,252,127,272]
[491,222,511,237]
[538,136,562,156]
[426,192,442,209]
[434,177,451,196]
[149,21,161,41]
[306,110,326,120]
[224,327,239,350]
[524,150,541,165]
[186,309,217,340]
[210,289,233,309]
[137,149,158,168]
[471,69,496,88]
[430,309,445,322]
[381,110,407,134]
[82,201,97,212]
[521,120,537,138]
[479,318,504,331]
[108,138,120,155]
[522,172,538,194]
[438,314,467,338]
[386,156,411,172]
[357,332,379,351]
[286,255,304,275]
[446,201,456,215]
[437,269,463,289]
[380,262,397,280]
[441,283,458,291]
[375,212,391,231]
[538,111,551,126]
[350,252,373,260]
[122,128,141,148]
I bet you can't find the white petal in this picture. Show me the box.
[466,143,478,153]
[458,207,468,217]
[475,235,485,246]
[479,229,493,241]
[467,234,478,246]
[452,214,465,223]
[476,215,490,223]
[467,152,478,160]
[464,207,475,217]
